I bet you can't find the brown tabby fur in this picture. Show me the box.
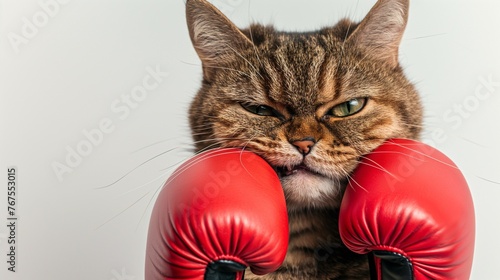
[185,0,423,278]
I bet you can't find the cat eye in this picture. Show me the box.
[328,98,367,117]
[240,103,281,118]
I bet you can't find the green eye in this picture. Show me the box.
[329,98,367,117]
[240,103,280,117]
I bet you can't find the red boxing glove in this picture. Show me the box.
[339,139,475,280]
[145,148,289,280]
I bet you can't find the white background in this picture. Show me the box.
[1,0,499,279]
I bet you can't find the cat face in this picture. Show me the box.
[186,0,422,209]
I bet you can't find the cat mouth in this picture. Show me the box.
[276,164,322,178]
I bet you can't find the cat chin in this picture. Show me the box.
[280,170,344,210]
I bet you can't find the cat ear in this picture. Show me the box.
[186,0,253,68]
[348,0,409,67]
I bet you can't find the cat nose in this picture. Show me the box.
[291,138,316,155]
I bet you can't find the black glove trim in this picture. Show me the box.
[205,260,247,280]
[371,251,414,280]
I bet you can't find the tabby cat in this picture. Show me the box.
[185,0,423,278]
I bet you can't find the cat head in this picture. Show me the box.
[186,0,423,209]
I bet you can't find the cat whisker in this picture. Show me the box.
[176,146,196,155]
[163,149,249,189]
[96,190,151,230]
[234,132,266,153]
[99,178,168,231]
[189,136,261,155]
[477,176,500,185]
[459,137,490,148]
[131,137,182,154]
[401,122,425,129]
[356,155,400,181]
[94,147,177,190]
[366,146,459,171]
[190,128,214,136]
[190,121,215,127]
[343,166,369,193]
[189,126,216,133]
[406,33,447,41]
[135,182,165,231]
[191,137,242,145]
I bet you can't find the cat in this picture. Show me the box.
[185,0,423,278]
